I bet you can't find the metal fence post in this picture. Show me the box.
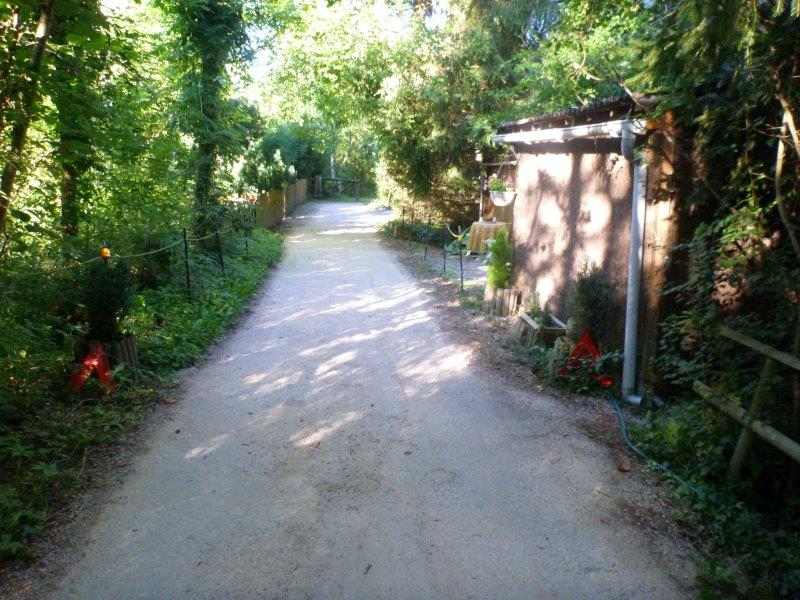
[459,242,464,291]
[182,228,192,300]
[423,216,431,262]
[215,230,225,274]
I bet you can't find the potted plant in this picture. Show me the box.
[488,175,516,207]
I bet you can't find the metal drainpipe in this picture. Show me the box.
[621,120,647,404]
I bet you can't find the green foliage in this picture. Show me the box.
[240,122,323,193]
[372,0,647,215]
[512,0,647,113]
[155,0,293,232]
[0,0,290,559]
[0,228,282,560]
[566,264,617,346]
[127,230,282,371]
[486,229,512,289]
[487,175,508,192]
[634,403,800,597]
[636,7,800,593]
[84,259,134,341]
[380,219,450,247]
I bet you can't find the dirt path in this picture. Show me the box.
[46,201,694,599]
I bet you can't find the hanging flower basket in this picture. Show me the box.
[490,190,516,207]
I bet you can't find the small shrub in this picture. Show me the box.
[566,263,616,345]
[524,292,546,322]
[83,259,133,341]
[634,401,800,597]
[486,229,512,289]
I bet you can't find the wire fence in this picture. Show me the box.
[53,204,259,301]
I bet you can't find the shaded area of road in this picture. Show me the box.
[51,201,693,599]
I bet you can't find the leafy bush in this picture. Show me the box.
[566,263,616,346]
[634,403,800,597]
[240,123,324,194]
[486,229,512,289]
[84,259,133,341]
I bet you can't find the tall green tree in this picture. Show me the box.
[48,0,109,238]
[156,0,293,235]
[0,0,57,231]
[157,0,250,234]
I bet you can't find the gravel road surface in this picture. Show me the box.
[50,201,693,599]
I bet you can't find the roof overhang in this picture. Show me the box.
[492,118,646,160]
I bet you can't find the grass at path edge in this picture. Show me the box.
[0,230,282,563]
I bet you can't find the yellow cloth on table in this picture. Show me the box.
[468,221,509,253]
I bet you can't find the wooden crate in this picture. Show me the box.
[511,312,567,347]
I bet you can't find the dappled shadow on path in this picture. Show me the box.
[182,201,476,463]
[56,201,694,600]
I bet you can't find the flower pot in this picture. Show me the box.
[489,191,516,207]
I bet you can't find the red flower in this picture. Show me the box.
[596,375,614,389]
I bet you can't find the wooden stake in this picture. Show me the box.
[727,358,775,482]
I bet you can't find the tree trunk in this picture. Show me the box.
[194,141,216,235]
[775,113,800,260]
[0,0,55,231]
[193,50,222,239]
[60,159,79,237]
[0,6,24,137]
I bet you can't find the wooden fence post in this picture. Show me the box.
[693,324,800,477]
[728,358,776,481]
[695,381,800,466]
